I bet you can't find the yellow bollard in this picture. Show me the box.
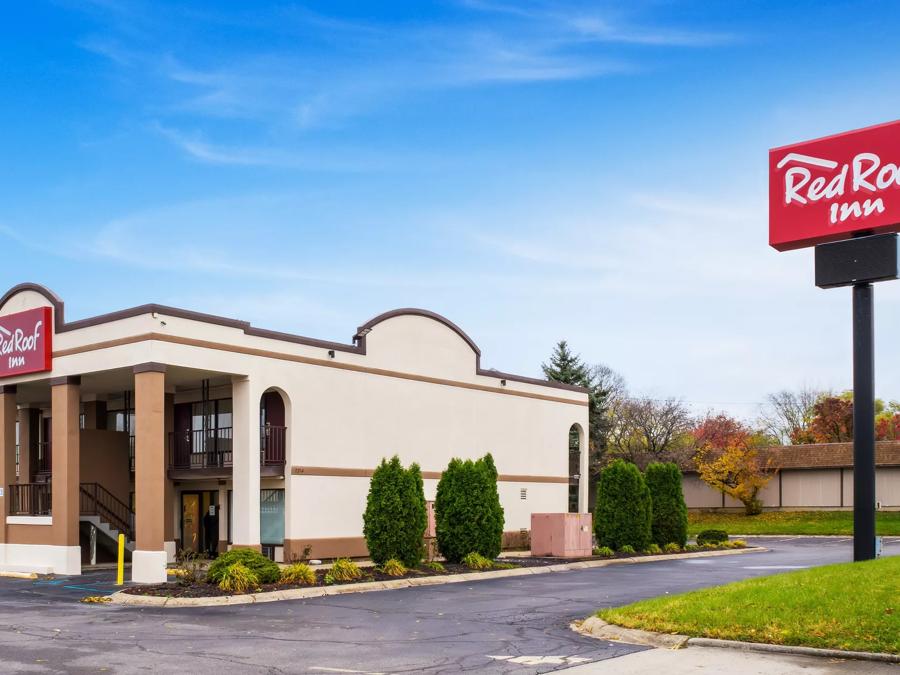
[116,534,125,585]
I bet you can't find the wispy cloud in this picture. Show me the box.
[69,1,734,163]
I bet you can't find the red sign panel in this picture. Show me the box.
[0,307,52,378]
[769,120,900,251]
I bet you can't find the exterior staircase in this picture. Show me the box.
[79,482,135,553]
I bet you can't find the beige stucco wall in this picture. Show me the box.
[685,467,900,510]
[1,287,589,555]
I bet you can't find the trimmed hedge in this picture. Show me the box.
[206,548,280,585]
[644,462,689,547]
[363,456,428,567]
[696,529,729,546]
[594,459,652,551]
[435,453,505,563]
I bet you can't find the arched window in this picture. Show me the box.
[568,423,583,513]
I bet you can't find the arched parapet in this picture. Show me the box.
[0,283,64,326]
[355,308,481,381]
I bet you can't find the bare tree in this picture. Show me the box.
[758,387,826,445]
[607,396,693,469]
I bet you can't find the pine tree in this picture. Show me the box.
[363,456,427,566]
[644,462,688,547]
[542,340,590,386]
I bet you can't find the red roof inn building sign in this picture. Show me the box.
[0,307,52,378]
[769,120,900,250]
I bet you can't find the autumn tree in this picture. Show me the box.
[758,387,823,445]
[692,413,777,515]
[808,396,853,443]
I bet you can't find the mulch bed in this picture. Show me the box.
[122,545,747,598]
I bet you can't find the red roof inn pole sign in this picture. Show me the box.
[769,120,900,564]
[0,307,52,378]
[770,120,900,250]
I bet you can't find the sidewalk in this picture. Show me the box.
[566,646,898,674]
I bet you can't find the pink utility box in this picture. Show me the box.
[530,513,593,558]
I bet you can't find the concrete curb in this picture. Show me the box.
[575,618,900,664]
[575,616,689,649]
[107,546,766,608]
[0,571,38,580]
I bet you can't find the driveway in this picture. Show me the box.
[0,537,895,674]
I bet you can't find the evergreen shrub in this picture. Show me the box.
[363,456,428,567]
[644,462,689,548]
[435,454,505,563]
[207,548,280,585]
[594,459,652,551]
[696,529,729,546]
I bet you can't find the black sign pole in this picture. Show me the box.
[815,233,897,562]
[852,282,876,561]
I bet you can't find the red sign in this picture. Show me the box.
[0,307,52,378]
[769,120,900,251]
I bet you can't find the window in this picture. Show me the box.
[260,489,285,545]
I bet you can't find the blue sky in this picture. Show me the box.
[3,0,900,419]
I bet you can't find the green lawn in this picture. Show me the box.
[688,510,900,536]
[598,556,900,654]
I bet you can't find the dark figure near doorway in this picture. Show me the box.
[202,506,219,558]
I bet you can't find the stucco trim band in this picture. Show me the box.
[291,465,569,483]
[54,333,588,407]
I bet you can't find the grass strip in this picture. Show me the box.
[598,556,900,654]
[688,510,900,536]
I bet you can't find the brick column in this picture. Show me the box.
[0,386,17,546]
[16,408,39,484]
[132,363,167,583]
[231,376,261,550]
[50,377,80,547]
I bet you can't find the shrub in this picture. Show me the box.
[207,548,280,585]
[218,563,259,594]
[644,543,662,555]
[492,561,516,570]
[619,545,636,554]
[593,546,615,557]
[663,543,681,554]
[280,562,316,585]
[435,454,505,563]
[363,456,428,567]
[644,462,688,548]
[594,460,652,551]
[423,561,446,573]
[696,529,729,546]
[462,552,494,570]
[732,539,747,548]
[329,558,363,583]
[381,558,408,577]
[684,544,701,552]
[174,549,207,586]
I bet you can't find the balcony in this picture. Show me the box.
[167,426,286,479]
[9,483,52,516]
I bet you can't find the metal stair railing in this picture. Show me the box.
[80,482,134,542]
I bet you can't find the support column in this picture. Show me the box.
[0,386,17,547]
[231,376,261,550]
[50,376,81,574]
[16,408,39,484]
[81,400,107,431]
[132,363,167,582]
[163,392,176,562]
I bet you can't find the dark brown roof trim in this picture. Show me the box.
[1,283,589,395]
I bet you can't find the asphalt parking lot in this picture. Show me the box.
[0,537,895,674]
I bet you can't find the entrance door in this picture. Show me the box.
[181,493,201,553]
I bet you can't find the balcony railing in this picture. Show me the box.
[80,482,135,540]
[8,483,52,516]
[167,425,286,473]
[169,427,234,471]
[261,425,286,466]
